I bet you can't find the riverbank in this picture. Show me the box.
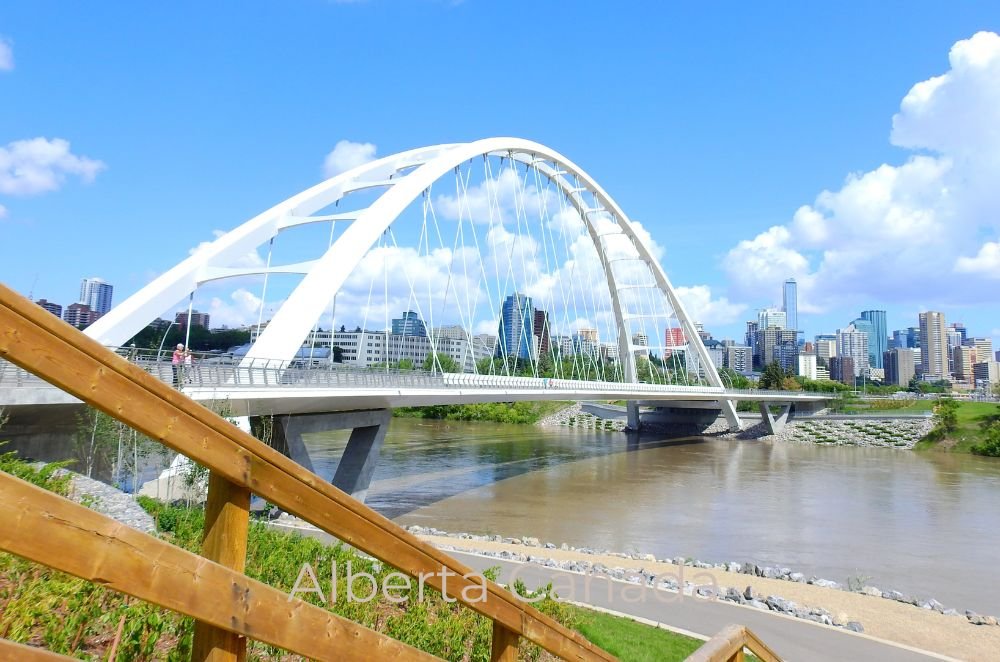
[401,527,1000,662]
[394,400,573,424]
[914,401,1000,455]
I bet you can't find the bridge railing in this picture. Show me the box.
[1,349,826,401]
[0,283,617,662]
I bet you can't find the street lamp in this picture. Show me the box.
[156,321,179,362]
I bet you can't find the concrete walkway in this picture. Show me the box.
[448,551,953,662]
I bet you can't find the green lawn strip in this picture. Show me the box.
[568,605,704,661]
[915,402,1000,453]
[394,400,574,424]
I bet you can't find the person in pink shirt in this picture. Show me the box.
[171,343,184,386]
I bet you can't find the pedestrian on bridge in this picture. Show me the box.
[172,344,184,387]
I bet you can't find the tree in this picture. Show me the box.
[935,398,959,434]
[423,352,459,373]
[993,382,1000,399]
[331,345,344,363]
[759,361,786,390]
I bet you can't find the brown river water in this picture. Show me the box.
[302,418,1000,616]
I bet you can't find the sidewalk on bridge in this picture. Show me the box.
[414,533,998,661]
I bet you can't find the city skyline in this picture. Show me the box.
[2,5,999,350]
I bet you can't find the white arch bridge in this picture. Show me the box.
[5,137,829,500]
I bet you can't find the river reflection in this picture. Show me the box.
[304,418,1000,615]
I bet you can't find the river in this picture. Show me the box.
[301,418,1000,616]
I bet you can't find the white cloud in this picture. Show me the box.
[955,241,1000,278]
[0,137,105,195]
[188,229,266,269]
[0,37,12,71]
[723,31,1000,312]
[207,288,265,328]
[323,140,376,178]
[0,203,7,219]
[675,285,748,326]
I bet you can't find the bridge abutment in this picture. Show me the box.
[251,409,391,503]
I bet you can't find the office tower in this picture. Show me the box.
[782,278,798,331]
[919,311,948,379]
[745,320,759,366]
[973,361,1000,385]
[631,332,649,359]
[79,277,113,315]
[35,299,62,318]
[758,308,786,330]
[860,310,887,369]
[814,339,837,364]
[837,324,869,377]
[951,345,974,380]
[884,348,915,386]
[496,293,534,360]
[532,310,551,357]
[391,311,427,337]
[969,338,993,364]
[950,322,967,343]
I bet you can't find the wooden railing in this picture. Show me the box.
[686,624,782,662]
[0,282,616,662]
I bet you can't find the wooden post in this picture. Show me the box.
[490,621,519,662]
[192,471,251,662]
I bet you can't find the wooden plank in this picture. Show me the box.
[742,627,782,662]
[489,621,519,662]
[685,625,783,662]
[0,284,617,662]
[192,472,251,662]
[0,639,75,661]
[0,470,438,662]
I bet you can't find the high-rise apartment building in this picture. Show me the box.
[64,303,100,328]
[724,345,752,374]
[664,327,686,358]
[919,311,948,379]
[860,310,887,369]
[968,338,994,364]
[79,278,113,316]
[631,332,649,359]
[35,299,62,318]
[829,356,855,385]
[815,338,837,364]
[391,311,427,337]
[782,278,798,331]
[973,361,1000,385]
[496,293,534,360]
[797,354,817,380]
[175,309,211,330]
[758,308,786,331]
[884,348,915,387]
[532,310,551,358]
[837,324,869,377]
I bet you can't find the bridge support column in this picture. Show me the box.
[251,409,391,503]
[758,402,794,435]
[625,401,641,431]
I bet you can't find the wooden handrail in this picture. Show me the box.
[0,471,439,661]
[0,283,617,662]
[0,639,75,660]
[686,624,782,662]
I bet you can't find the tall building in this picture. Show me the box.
[968,338,994,364]
[907,327,921,349]
[814,338,837,365]
[798,354,817,380]
[176,309,211,330]
[919,312,948,379]
[860,310,887,369]
[950,322,967,343]
[884,348,915,387]
[496,293,534,360]
[391,311,427,337]
[664,327,686,358]
[631,332,649,359]
[762,327,797,370]
[35,298,62,318]
[79,277,113,316]
[745,320,759,366]
[64,303,99,328]
[532,310,551,358]
[837,324,869,377]
[951,345,974,381]
[782,278,798,331]
[758,308,786,331]
[973,361,1000,385]
[829,356,855,385]
[724,345,752,374]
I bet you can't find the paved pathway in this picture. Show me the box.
[448,551,952,662]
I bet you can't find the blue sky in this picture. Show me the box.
[2,1,999,347]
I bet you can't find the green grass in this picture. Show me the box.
[394,400,573,424]
[569,606,704,661]
[915,401,1000,453]
[842,399,934,415]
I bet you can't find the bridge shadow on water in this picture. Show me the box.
[303,420,708,520]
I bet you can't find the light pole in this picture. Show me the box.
[156,321,178,362]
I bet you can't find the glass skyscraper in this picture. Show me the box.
[860,310,887,369]
[782,278,798,331]
[79,277,113,316]
[391,311,427,337]
[496,293,534,360]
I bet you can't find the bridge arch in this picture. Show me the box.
[85,138,737,425]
